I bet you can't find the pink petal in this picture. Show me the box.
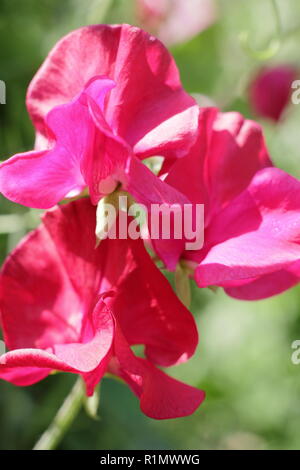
[0,77,114,208]
[41,200,105,303]
[111,324,205,419]
[0,199,108,354]
[0,230,83,351]
[27,24,198,160]
[138,363,205,419]
[52,304,114,374]
[85,95,131,203]
[166,108,272,224]
[103,234,198,366]
[0,304,114,389]
[0,148,85,209]
[0,199,199,390]
[125,156,191,269]
[224,261,300,300]
[249,65,298,122]
[43,200,199,366]
[195,168,300,287]
[0,367,51,386]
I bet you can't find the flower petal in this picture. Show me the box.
[102,234,199,366]
[27,24,198,160]
[195,168,300,287]
[166,108,272,224]
[1,199,199,382]
[0,367,50,386]
[249,65,297,122]
[224,261,300,300]
[0,229,83,350]
[125,156,191,270]
[0,148,85,209]
[0,304,114,388]
[0,77,114,208]
[85,95,130,204]
[110,324,205,419]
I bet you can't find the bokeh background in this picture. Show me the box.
[1,0,300,450]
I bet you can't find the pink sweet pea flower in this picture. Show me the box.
[0,25,197,223]
[154,107,300,300]
[0,198,204,419]
[137,0,217,46]
[249,65,298,122]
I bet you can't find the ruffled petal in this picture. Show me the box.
[0,303,114,388]
[101,235,198,366]
[0,367,51,386]
[0,77,114,208]
[166,108,272,223]
[0,199,199,391]
[125,156,191,270]
[110,324,205,419]
[224,261,300,300]
[0,148,85,209]
[27,24,198,160]
[0,229,83,351]
[195,168,300,288]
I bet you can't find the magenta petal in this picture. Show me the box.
[195,168,300,287]
[0,148,85,209]
[138,363,205,419]
[103,235,198,367]
[127,92,199,159]
[0,77,115,208]
[85,95,130,203]
[112,324,205,419]
[0,231,83,351]
[0,367,51,386]
[0,199,200,392]
[166,108,272,223]
[26,25,121,133]
[249,65,298,122]
[52,305,114,373]
[201,111,272,218]
[0,306,113,384]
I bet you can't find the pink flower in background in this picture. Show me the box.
[0,24,198,215]
[137,0,217,46]
[154,107,300,300]
[249,65,298,122]
[0,199,204,419]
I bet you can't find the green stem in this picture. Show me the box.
[33,377,85,450]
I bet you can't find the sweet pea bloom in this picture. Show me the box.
[0,24,197,217]
[0,198,205,419]
[155,107,300,300]
[249,65,297,122]
[137,0,217,46]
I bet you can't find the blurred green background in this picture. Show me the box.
[1,0,300,450]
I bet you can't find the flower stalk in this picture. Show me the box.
[33,377,85,450]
